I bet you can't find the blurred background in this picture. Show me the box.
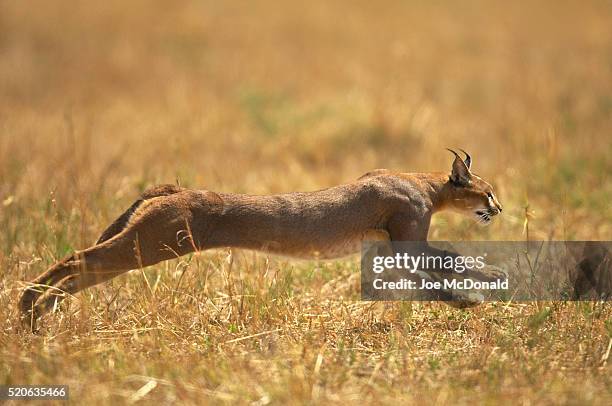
[1,2,611,403]
[1,0,611,259]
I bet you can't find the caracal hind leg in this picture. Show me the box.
[96,184,186,245]
[20,189,223,328]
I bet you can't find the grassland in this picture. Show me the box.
[1,0,611,404]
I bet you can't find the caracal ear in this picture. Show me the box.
[446,148,472,186]
[458,148,472,170]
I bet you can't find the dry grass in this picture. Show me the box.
[1,0,611,404]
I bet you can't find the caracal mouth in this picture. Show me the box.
[474,209,497,226]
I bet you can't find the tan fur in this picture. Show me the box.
[19,153,502,327]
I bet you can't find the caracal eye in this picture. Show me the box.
[486,192,493,199]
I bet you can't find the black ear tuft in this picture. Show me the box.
[458,149,472,169]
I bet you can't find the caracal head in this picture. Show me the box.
[445,149,503,225]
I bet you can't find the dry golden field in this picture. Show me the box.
[1,0,611,404]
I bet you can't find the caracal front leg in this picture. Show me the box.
[386,212,483,308]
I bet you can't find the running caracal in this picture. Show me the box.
[20,149,503,327]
